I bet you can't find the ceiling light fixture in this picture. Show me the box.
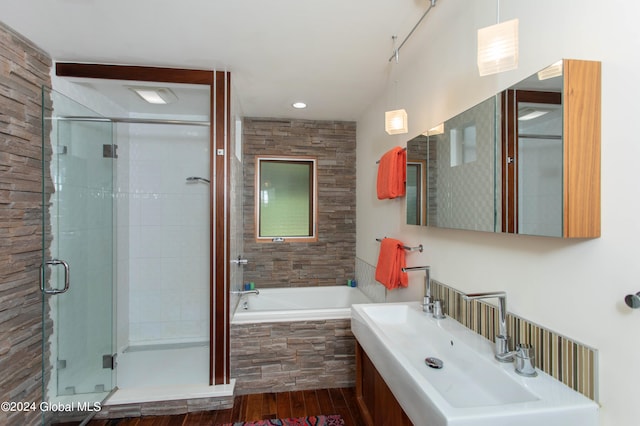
[292,102,307,109]
[387,0,437,63]
[385,39,408,135]
[385,109,408,135]
[477,0,519,77]
[382,1,437,135]
[130,87,178,104]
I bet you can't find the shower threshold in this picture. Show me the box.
[104,380,235,405]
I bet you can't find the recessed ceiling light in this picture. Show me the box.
[292,102,307,109]
[129,87,178,104]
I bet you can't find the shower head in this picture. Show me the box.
[186,176,210,184]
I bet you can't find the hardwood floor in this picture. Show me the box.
[69,387,364,426]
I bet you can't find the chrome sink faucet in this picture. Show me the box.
[462,291,513,362]
[401,266,435,314]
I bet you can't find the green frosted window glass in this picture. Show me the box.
[258,159,314,238]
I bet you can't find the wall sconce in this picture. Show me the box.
[477,18,519,76]
[538,60,563,80]
[385,109,408,135]
[427,123,444,136]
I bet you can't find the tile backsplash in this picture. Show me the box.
[430,280,598,401]
[355,258,597,402]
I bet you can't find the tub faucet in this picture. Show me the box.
[401,266,433,314]
[231,289,259,296]
[462,291,513,362]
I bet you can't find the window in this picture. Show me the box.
[255,156,317,242]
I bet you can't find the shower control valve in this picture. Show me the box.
[230,256,248,265]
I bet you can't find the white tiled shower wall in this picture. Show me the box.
[116,122,210,347]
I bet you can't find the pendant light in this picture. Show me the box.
[385,37,409,135]
[385,109,408,135]
[477,0,518,76]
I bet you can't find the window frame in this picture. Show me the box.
[254,155,318,243]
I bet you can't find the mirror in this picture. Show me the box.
[407,96,497,231]
[407,60,601,238]
[406,135,427,225]
[501,65,563,236]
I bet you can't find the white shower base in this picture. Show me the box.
[106,343,234,405]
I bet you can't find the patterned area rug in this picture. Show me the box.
[219,414,344,426]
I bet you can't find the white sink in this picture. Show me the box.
[351,302,599,426]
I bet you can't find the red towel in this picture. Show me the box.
[376,146,406,199]
[375,238,408,290]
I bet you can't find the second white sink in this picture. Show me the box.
[351,302,598,426]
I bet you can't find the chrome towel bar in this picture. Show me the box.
[376,237,423,253]
[375,147,407,164]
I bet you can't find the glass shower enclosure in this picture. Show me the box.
[41,87,115,416]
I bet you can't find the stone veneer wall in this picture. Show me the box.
[230,319,356,394]
[92,395,234,420]
[0,22,53,426]
[242,118,356,288]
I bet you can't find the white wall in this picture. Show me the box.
[355,1,640,425]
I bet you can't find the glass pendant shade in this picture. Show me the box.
[385,109,408,135]
[477,18,519,76]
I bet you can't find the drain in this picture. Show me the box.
[425,357,443,369]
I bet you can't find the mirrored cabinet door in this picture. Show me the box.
[406,59,601,238]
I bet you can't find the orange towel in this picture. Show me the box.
[375,238,409,290]
[376,146,407,199]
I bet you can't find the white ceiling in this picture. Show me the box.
[0,0,431,121]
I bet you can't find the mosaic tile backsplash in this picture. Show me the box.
[430,280,598,401]
[355,258,597,401]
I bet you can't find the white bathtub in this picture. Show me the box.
[231,285,372,324]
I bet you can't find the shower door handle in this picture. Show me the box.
[40,259,70,295]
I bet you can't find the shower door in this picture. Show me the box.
[41,88,115,409]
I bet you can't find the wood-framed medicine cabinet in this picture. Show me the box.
[406,59,601,238]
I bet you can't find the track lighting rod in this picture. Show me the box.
[388,0,437,63]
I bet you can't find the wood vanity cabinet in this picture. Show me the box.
[355,342,414,426]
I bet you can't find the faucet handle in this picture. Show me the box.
[515,343,537,377]
[516,343,534,358]
[432,300,446,319]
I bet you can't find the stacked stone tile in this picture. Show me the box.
[0,21,53,426]
[231,319,356,394]
[242,118,357,288]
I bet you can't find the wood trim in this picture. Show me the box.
[254,155,319,243]
[563,60,601,238]
[214,71,230,384]
[224,72,232,384]
[55,63,230,386]
[501,90,517,233]
[515,90,562,104]
[210,73,217,386]
[56,63,213,84]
